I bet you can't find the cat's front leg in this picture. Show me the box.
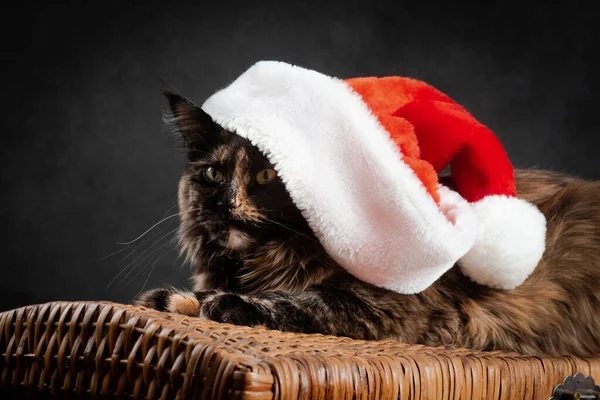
[134,287,201,317]
[134,288,276,328]
[134,288,321,332]
[135,287,384,339]
[196,292,276,328]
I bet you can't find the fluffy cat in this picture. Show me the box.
[135,92,600,358]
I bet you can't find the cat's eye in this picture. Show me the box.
[203,166,223,183]
[256,169,277,185]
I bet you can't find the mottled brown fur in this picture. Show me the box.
[137,93,600,357]
[240,239,336,293]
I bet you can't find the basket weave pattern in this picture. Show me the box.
[1,301,598,399]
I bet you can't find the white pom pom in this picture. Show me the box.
[458,195,547,290]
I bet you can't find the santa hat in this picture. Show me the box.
[202,61,546,294]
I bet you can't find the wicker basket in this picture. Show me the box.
[1,301,598,399]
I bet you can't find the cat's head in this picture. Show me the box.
[165,92,313,264]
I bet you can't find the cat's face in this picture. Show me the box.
[166,93,310,262]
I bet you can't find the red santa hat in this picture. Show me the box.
[202,61,546,294]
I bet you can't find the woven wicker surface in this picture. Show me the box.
[1,301,598,399]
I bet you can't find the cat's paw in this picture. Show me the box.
[199,293,268,327]
[134,288,200,317]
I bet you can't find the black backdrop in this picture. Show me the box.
[2,1,599,311]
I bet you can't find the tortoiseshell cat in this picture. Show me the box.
[136,93,600,358]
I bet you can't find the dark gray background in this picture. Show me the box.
[2,1,598,311]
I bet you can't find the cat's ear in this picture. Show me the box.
[163,91,217,156]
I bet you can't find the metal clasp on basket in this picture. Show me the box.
[551,372,600,399]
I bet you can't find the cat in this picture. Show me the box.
[135,92,600,358]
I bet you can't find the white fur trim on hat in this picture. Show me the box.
[458,195,547,289]
[203,61,478,294]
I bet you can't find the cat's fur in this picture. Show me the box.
[135,93,600,358]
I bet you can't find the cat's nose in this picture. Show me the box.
[229,193,243,209]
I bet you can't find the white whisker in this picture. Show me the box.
[116,229,178,287]
[120,239,172,288]
[162,203,179,218]
[116,207,202,245]
[116,214,181,245]
[134,261,158,299]
[95,246,132,263]
[106,228,178,289]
